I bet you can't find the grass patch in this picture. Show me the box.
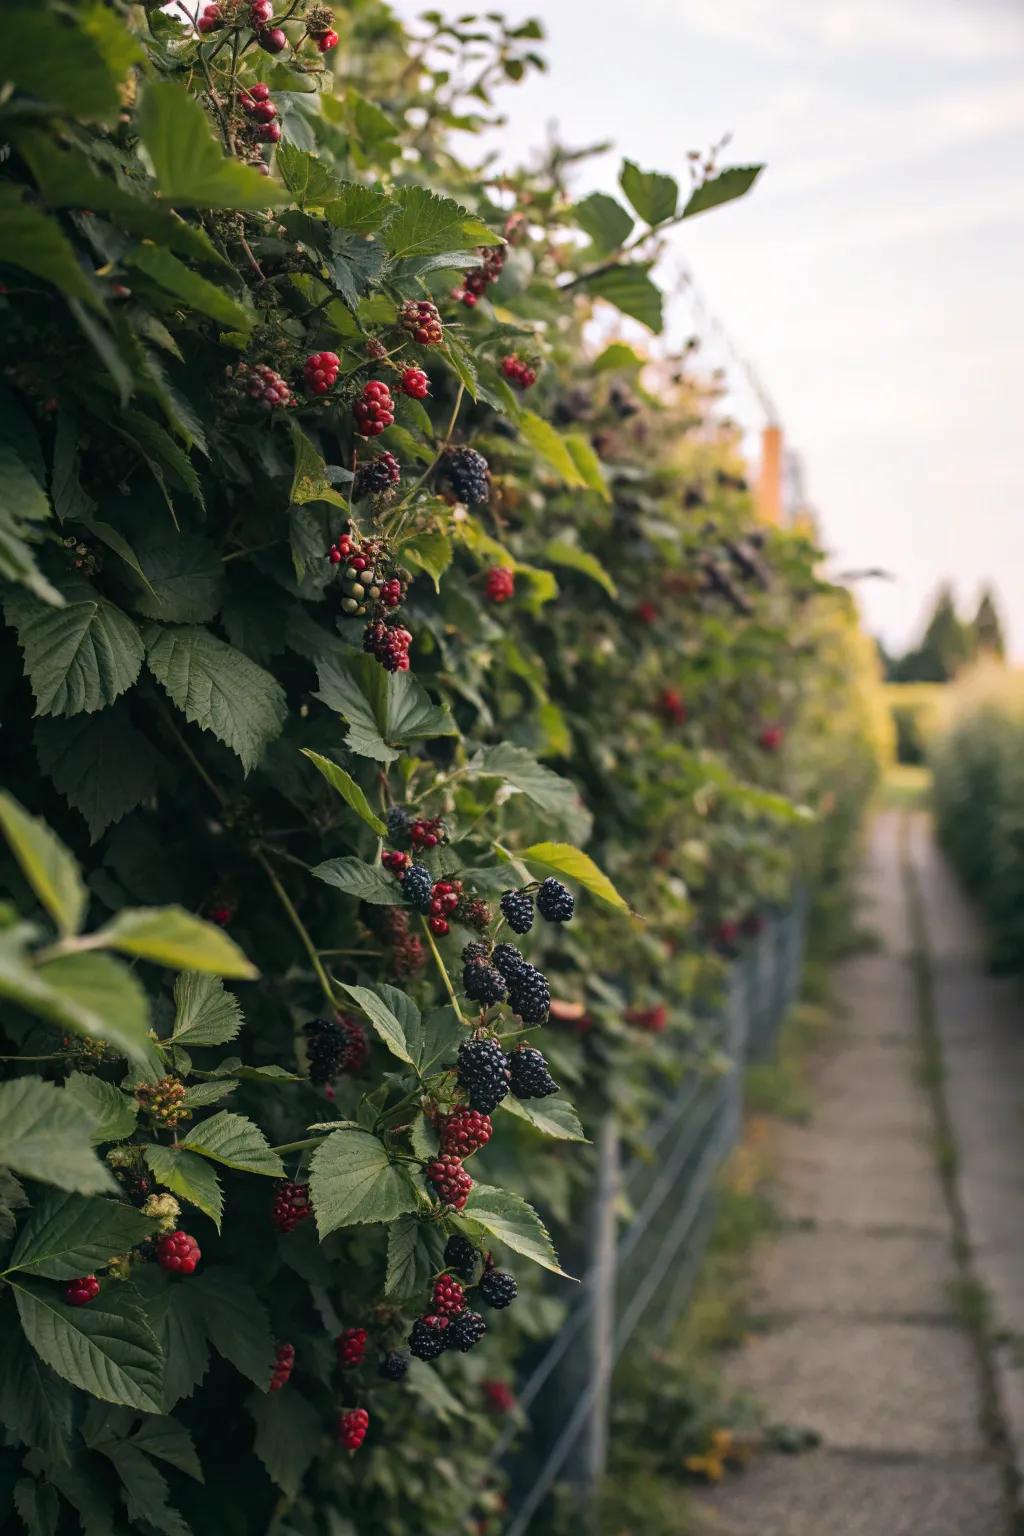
[880,763,931,810]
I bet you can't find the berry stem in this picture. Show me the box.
[269,1135,329,1157]
[255,850,337,1010]
[385,381,465,538]
[420,916,471,1026]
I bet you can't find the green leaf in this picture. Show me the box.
[592,341,646,373]
[12,1276,164,1411]
[31,951,155,1066]
[208,1059,301,1085]
[285,422,341,508]
[128,247,256,334]
[499,1095,588,1142]
[181,1111,285,1178]
[314,652,456,761]
[518,840,631,913]
[119,533,223,624]
[7,1193,155,1280]
[310,856,397,906]
[513,409,586,486]
[619,160,679,225]
[184,1080,237,1108]
[35,708,161,843]
[145,625,287,774]
[105,1444,189,1536]
[145,1277,209,1410]
[300,749,387,835]
[249,1388,321,1499]
[275,144,344,208]
[384,186,501,260]
[172,973,243,1048]
[328,230,388,308]
[0,791,86,936]
[1,442,50,526]
[401,532,453,593]
[384,1213,446,1302]
[681,165,763,219]
[5,588,144,719]
[466,744,590,841]
[0,186,97,307]
[123,1414,203,1481]
[0,1324,73,1467]
[309,1128,419,1236]
[581,263,664,333]
[563,434,610,499]
[405,1004,464,1077]
[338,982,417,1066]
[573,192,634,253]
[460,1184,568,1277]
[189,1268,274,1388]
[64,1073,139,1144]
[324,183,395,236]
[144,1145,223,1231]
[138,82,288,210]
[543,540,617,596]
[2,4,124,120]
[14,1478,59,1536]
[94,906,257,979]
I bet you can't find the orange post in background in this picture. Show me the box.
[756,423,783,524]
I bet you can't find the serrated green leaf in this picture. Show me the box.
[7,1193,155,1280]
[105,1443,189,1536]
[0,187,98,307]
[208,1058,301,1084]
[581,263,664,333]
[172,973,243,1048]
[460,1184,568,1277]
[314,652,457,759]
[144,1145,223,1231]
[619,160,679,225]
[499,1095,587,1141]
[384,186,501,260]
[181,1111,284,1178]
[144,1274,210,1410]
[466,744,590,841]
[338,982,417,1066]
[543,540,617,596]
[0,1322,73,1467]
[275,144,344,208]
[1,442,50,526]
[309,1128,419,1236]
[65,1073,139,1144]
[324,183,395,236]
[311,856,397,905]
[681,165,763,219]
[5,588,144,719]
[188,1268,274,1388]
[138,82,288,211]
[518,840,631,913]
[145,624,287,774]
[405,1005,464,1076]
[35,707,161,843]
[329,230,388,307]
[119,533,223,624]
[94,906,257,978]
[184,1080,236,1108]
[2,4,124,120]
[288,423,347,509]
[0,791,86,936]
[300,750,387,835]
[12,1276,164,1411]
[384,1213,446,1301]
[249,1387,321,1499]
[14,1477,59,1536]
[563,434,610,499]
[123,1414,203,1482]
[31,951,155,1066]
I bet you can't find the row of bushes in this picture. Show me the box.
[931,664,1024,972]
[0,4,885,1533]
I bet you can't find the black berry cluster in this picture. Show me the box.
[463,959,507,1006]
[304,1015,369,1085]
[352,450,401,502]
[509,1043,559,1099]
[480,1267,518,1309]
[440,445,490,505]
[537,877,574,922]
[500,888,534,934]
[456,1037,511,1113]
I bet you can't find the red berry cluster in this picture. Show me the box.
[382,907,427,978]
[399,300,443,346]
[233,362,295,412]
[501,354,537,390]
[239,81,281,143]
[410,815,447,850]
[304,350,340,395]
[270,1343,295,1391]
[254,1,287,54]
[64,1275,100,1307]
[363,619,412,673]
[206,898,236,927]
[624,1003,668,1034]
[271,1179,313,1233]
[656,688,687,726]
[425,1154,473,1209]
[307,6,339,50]
[454,245,506,307]
[157,1231,201,1276]
[431,1276,466,1315]
[428,878,462,936]
[460,896,492,932]
[353,379,394,437]
[382,849,411,875]
[485,567,515,604]
[759,724,784,752]
[337,1408,369,1451]
[400,366,430,399]
[441,1107,492,1157]
[197,2,223,32]
[483,1379,516,1414]
[337,1327,368,1369]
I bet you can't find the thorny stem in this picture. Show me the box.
[256,850,337,1010]
[420,916,470,1026]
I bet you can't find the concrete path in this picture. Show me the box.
[691,810,1021,1536]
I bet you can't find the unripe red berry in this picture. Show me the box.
[431,1275,466,1315]
[316,28,339,50]
[156,1231,201,1275]
[258,26,287,53]
[485,566,515,604]
[198,5,223,34]
[400,366,430,400]
[337,1407,369,1451]
[64,1275,100,1307]
[270,1342,295,1391]
[337,1327,368,1369]
[425,1154,473,1209]
[258,121,282,144]
[250,0,274,23]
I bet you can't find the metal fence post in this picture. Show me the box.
[582,1112,619,1526]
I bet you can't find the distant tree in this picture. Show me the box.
[971,587,1006,659]
[892,585,972,682]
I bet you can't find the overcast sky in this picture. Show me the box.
[395,0,1024,656]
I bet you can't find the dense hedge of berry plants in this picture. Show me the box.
[0,4,883,1534]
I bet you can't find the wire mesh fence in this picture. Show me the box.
[498,894,809,1534]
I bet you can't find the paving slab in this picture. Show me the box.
[750,1226,956,1319]
[776,1157,949,1233]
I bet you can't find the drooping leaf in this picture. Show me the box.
[138,82,288,210]
[499,1095,588,1142]
[249,1388,321,1498]
[145,1279,209,1410]
[514,410,587,487]
[466,744,590,841]
[14,1477,60,1536]
[681,165,763,219]
[105,1444,189,1536]
[64,1074,139,1144]
[580,263,664,333]
[0,187,98,307]
[5,588,144,719]
[35,708,161,843]
[300,750,387,835]
[619,160,679,225]
[563,434,610,499]
[314,651,456,761]
[384,1213,446,1302]
[12,1277,164,1411]
[0,790,87,936]
[460,1184,568,1277]
[7,1193,156,1280]
[119,533,224,624]
[127,246,253,333]
[0,1323,73,1467]
[188,1268,275,1388]
[310,856,397,905]
[309,1128,420,1236]
[543,540,617,596]
[0,1079,114,1195]
[171,973,244,1048]
[2,4,125,120]
[144,1145,224,1231]
[181,1111,285,1178]
[337,982,417,1066]
[573,192,634,253]
[400,532,453,593]
[145,625,287,774]
[518,840,631,913]
[94,906,257,978]
[29,951,155,1065]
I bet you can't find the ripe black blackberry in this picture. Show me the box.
[444,1233,481,1281]
[446,1310,487,1353]
[409,1316,449,1360]
[509,1044,559,1099]
[536,877,574,923]
[304,1017,362,1085]
[491,942,527,983]
[457,1037,511,1113]
[378,1351,409,1382]
[479,1268,517,1309]
[440,445,490,505]
[463,962,507,1007]
[353,450,401,501]
[500,889,534,935]
[508,964,551,1025]
[400,863,434,913]
[386,804,412,846]
[462,941,491,965]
